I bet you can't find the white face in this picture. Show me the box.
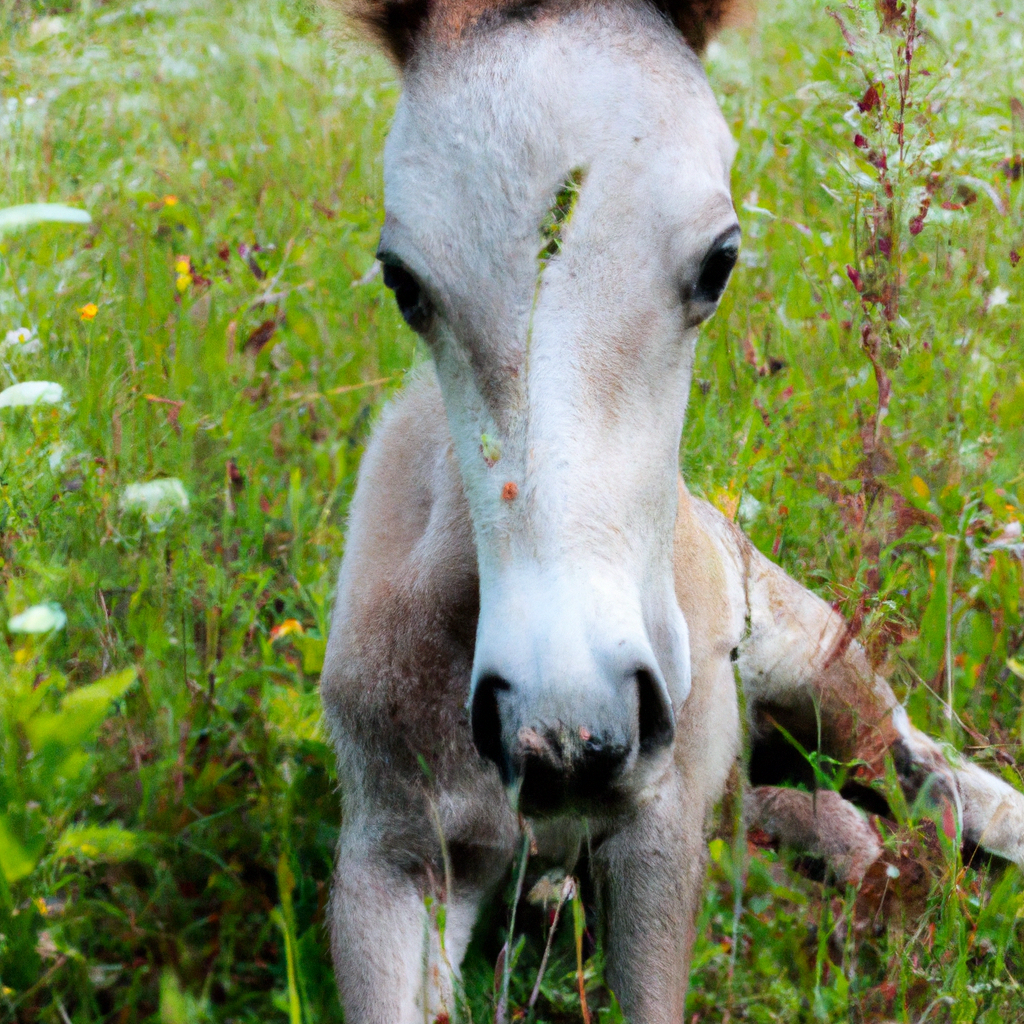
[378,1,739,814]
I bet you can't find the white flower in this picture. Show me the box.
[120,478,190,530]
[28,17,65,44]
[988,286,1011,309]
[8,602,67,634]
[0,381,63,407]
[48,444,70,472]
[989,520,1022,549]
[2,327,41,354]
[738,493,763,525]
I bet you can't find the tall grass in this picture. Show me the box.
[0,0,1021,1021]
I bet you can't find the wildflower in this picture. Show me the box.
[1,327,41,354]
[79,302,98,321]
[989,521,1022,549]
[7,602,67,634]
[987,286,1010,309]
[738,493,763,524]
[119,478,190,531]
[28,17,64,43]
[174,256,193,293]
[270,619,304,641]
[163,195,179,207]
[48,443,69,472]
[0,381,63,407]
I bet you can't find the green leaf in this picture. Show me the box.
[25,667,137,751]
[159,970,189,1024]
[0,814,39,883]
[274,853,304,1024]
[915,563,948,682]
[0,203,91,234]
[293,635,326,674]
[55,824,141,863]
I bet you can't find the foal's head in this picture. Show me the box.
[355,0,740,813]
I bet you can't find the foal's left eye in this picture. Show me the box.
[691,228,741,308]
[688,230,745,313]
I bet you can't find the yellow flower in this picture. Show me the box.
[163,195,178,206]
[33,896,49,917]
[174,256,193,293]
[79,302,98,321]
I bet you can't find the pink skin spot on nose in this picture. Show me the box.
[579,727,591,742]
[501,481,519,501]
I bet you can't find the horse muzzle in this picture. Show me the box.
[469,600,677,815]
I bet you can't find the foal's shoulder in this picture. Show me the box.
[337,365,474,609]
[345,365,453,555]
[673,483,748,659]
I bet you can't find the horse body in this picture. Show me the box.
[320,0,1024,1020]
[323,368,743,1022]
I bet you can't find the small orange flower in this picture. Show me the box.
[79,302,98,321]
[163,195,179,206]
[270,619,304,641]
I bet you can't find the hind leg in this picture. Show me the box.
[709,503,1024,866]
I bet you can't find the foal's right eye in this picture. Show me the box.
[380,257,433,334]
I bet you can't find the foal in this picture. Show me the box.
[320,0,1024,1020]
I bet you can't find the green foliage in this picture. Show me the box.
[538,168,585,264]
[0,0,1022,1021]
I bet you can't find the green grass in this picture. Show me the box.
[0,0,1022,1021]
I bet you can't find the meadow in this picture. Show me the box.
[0,0,1022,1020]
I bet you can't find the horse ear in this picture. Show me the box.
[333,0,746,65]
[337,0,433,66]
[649,0,747,52]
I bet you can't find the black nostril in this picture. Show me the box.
[470,674,510,780]
[582,740,625,772]
[636,669,674,754]
[573,740,628,800]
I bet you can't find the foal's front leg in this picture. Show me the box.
[330,825,508,1024]
[593,770,709,1024]
[329,843,458,1024]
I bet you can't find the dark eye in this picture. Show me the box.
[692,230,740,306]
[380,256,433,333]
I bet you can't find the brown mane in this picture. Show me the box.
[334,0,742,67]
